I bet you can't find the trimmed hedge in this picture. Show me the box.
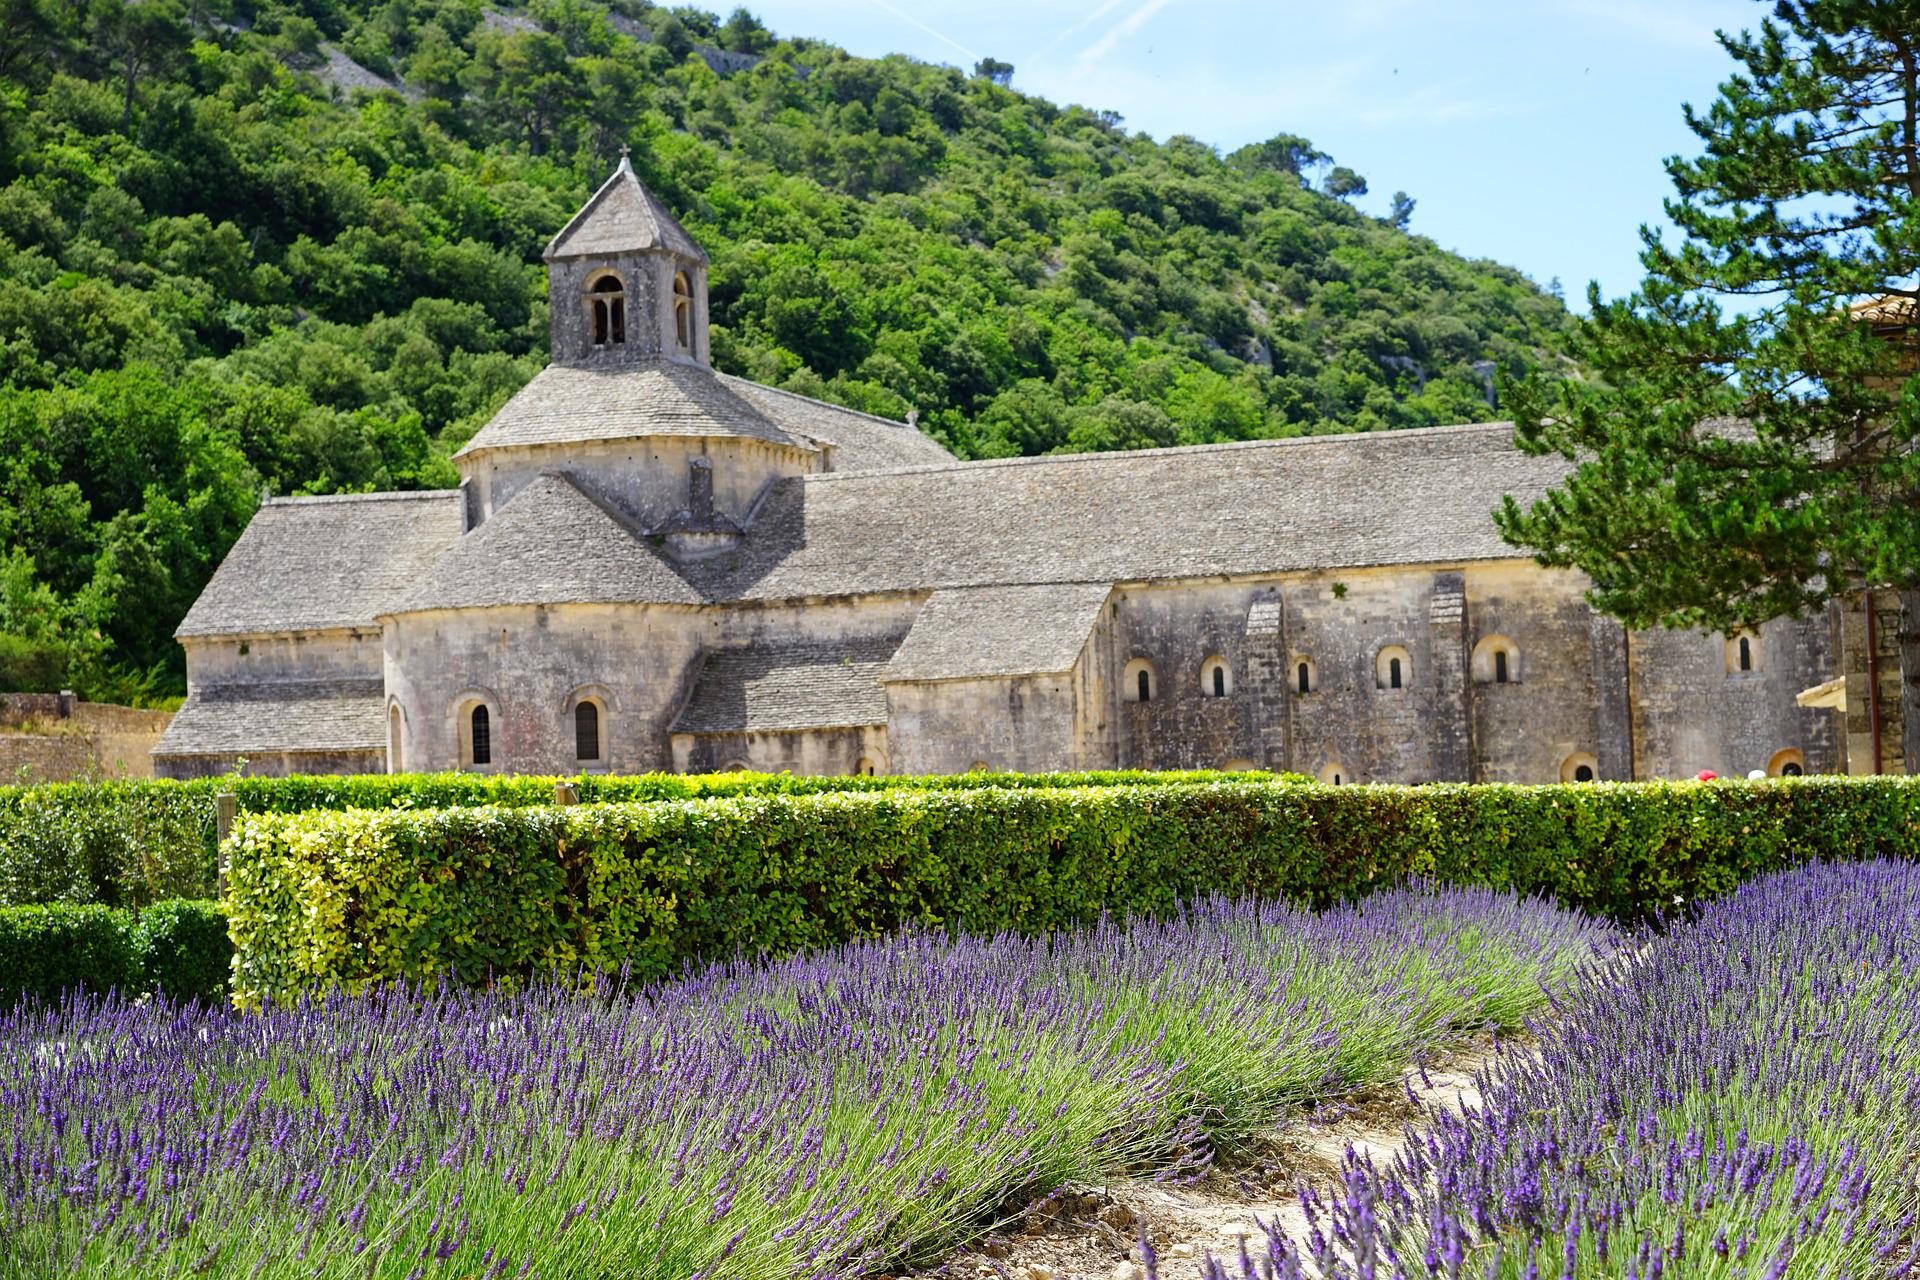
[0,899,230,1007]
[225,775,1920,1007]
[0,768,1276,908]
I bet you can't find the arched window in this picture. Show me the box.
[1293,656,1317,694]
[673,271,693,350]
[1376,645,1412,691]
[1560,752,1599,783]
[1725,630,1762,675]
[1768,748,1805,777]
[387,703,404,774]
[588,274,626,347]
[853,757,877,776]
[1123,658,1156,704]
[1318,762,1348,785]
[470,705,492,767]
[1472,636,1520,686]
[1201,656,1232,698]
[1739,637,1752,671]
[574,701,601,762]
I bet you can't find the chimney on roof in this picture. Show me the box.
[649,456,743,561]
[688,456,714,519]
[906,408,919,428]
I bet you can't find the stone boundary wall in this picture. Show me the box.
[0,693,175,781]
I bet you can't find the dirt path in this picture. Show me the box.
[922,1031,1508,1280]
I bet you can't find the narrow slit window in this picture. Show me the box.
[1212,665,1226,697]
[1494,650,1509,684]
[673,271,693,349]
[1389,657,1403,689]
[1137,668,1151,703]
[574,702,600,762]
[1739,636,1752,672]
[1297,662,1310,693]
[470,705,491,767]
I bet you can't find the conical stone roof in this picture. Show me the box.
[544,156,708,264]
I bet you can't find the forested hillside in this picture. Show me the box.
[0,0,1573,702]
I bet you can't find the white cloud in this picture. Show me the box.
[1076,0,1180,66]
[1554,0,1728,49]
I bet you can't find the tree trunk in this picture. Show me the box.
[1900,588,1920,775]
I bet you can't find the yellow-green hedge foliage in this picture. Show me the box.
[225,776,1920,1007]
[0,768,1275,908]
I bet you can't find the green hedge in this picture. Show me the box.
[225,775,1920,1007]
[0,768,1275,909]
[0,900,230,1007]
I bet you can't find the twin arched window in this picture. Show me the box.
[589,274,626,347]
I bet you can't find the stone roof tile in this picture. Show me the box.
[716,375,956,471]
[672,636,900,734]
[455,360,814,456]
[698,422,1562,602]
[175,491,463,638]
[153,679,386,756]
[885,584,1112,682]
[387,471,704,614]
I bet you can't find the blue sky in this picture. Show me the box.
[744,0,1763,309]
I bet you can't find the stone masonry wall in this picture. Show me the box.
[0,693,173,781]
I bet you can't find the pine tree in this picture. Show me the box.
[1498,0,1920,761]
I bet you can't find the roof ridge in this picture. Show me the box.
[263,489,460,507]
[716,372,919,431]
[533,468,655,541]
[786,420,1518,484]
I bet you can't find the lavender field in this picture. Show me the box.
[1195,860,1920,1280]
[0,888,1607,1279]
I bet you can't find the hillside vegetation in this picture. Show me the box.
[0,0,1573,700]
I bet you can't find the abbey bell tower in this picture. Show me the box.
[544,153,711,368]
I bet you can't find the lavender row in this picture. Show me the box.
[1196,860,1920,1280]
[0,886,1610,1279]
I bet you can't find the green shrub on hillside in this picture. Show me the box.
[0,768,1276,908]
[224,776,1920,1007]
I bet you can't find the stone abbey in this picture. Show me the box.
[155,161,1847,782]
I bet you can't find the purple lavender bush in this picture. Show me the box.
[1197,860,1920,1280]
[0,886,1608,1278]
